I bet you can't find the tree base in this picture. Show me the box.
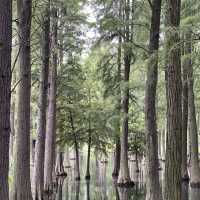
[117,181,134,188]
[56,172,67,177]
[182,175,189,182]
[75,177,81,181]
[190,181,200,188]
[112,172,119,178]
[85,175,91,180]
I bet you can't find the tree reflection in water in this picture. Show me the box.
[50,176,200,200]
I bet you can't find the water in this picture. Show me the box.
[47,153,200,200]
[46,177,200,200]
[50,178,145,200]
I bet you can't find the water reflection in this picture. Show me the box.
[189,187,200,200]
[182,182,189,200]
[51,177,200,200]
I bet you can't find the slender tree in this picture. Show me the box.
[12,0,33,199]
[0,0,12,199]
[44,7,58,192]
[32,1,50,199]
[181,34,189,181]
[118,0,134,186]
[145,0,162,199]
[164,0,182,200]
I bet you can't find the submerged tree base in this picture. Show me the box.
[85,175,91,180]
[182,175,189,182]
[112,172,119,178]
[56,172,67,177]
[117,181,134,188]
[75,177,81,181]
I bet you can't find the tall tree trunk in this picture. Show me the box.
[55,150,65,176]
[0,0,12,199]
[117,0,133,186]
[32,1,50,199]
[69,111,80,180]
[144,0,162,199]
[44,8,58,192]
[164,0,182,200]
[12,0,33,199]
[181,34,189,181]
[112,0,122,180]
[112,138,121,178]
[187,30,200,186]
[85,129,91,180]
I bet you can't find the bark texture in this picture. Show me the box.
[12,0,33,199]
[144,0,162,199]
[69,111,80,180]
[186,30,200,186]
[112,138,121,178]
[118,0,134,186]
[85,129,91,180]
[164,0,182,200]
[32,2,50,199]
[55,151,65,176]
[181,34,189,181]
[0,0,12,199]
[44,8,58,192]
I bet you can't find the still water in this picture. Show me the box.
[45,154,200,200]
[48,178,145,200]
[45,177,200,200]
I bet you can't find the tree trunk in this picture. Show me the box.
[144,0,162,199]
[0,0,12,199]
[187,30,200,187]
[55,151,65,176]
[117,0,133,186]
[181,34,189,181]
[69,111,80,181]
[44,8,58,192]
[12,0,33,199]
[164,0,182,200]
[85,130,91,180]
[112,138,121,178]
[32,1,50,199]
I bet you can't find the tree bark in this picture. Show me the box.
[69,111,80,181]
[164,0,182,200]
[181,34,189,181]
[0,0,12,199]
[12,0,33,199]
[112,138,121,178]
[32,2,50,198]
[85,128,91,180]
[55,150,65,176]
[44,8,58,192]
[187,30,200,186]
[144,0,162,199]
[117,0,133,186]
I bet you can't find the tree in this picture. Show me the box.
[0,0,12,199]
[181,33,189,181]
[44,7,58,192]
[12,0,33,199]
[164,0,182,200]
[117,0,134,186]
[186,29,200,186]
[144,0,162,199]
[32,0,50,199]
